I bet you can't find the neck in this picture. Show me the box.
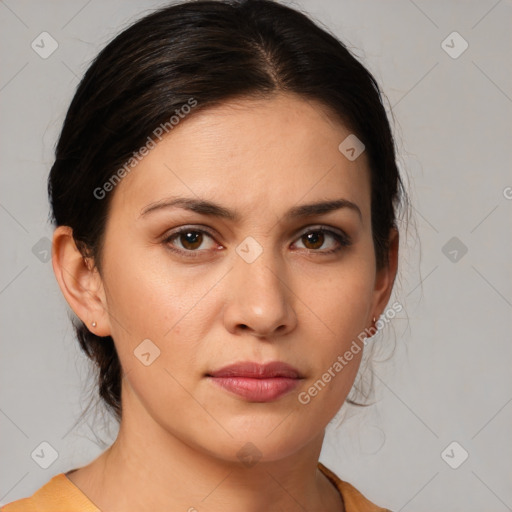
[70,383,344,512]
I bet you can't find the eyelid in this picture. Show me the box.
[162,224,217,240]
[294,224,349,241]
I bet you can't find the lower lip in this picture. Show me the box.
[208,376,300,402]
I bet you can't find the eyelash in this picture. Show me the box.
[162,226,351,259]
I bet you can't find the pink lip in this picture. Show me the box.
[206,362,303,402]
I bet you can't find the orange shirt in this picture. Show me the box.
[1,462,391,511]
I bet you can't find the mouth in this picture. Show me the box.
[206,361,304,402]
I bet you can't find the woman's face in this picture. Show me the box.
[96,93,395,462]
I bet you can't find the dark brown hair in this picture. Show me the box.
[48,0,409,423]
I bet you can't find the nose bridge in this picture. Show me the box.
[224,235,296,336]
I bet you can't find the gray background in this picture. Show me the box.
[1,1,511,510]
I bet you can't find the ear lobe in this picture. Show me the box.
[371,227,399,319]
[51,226,111,337]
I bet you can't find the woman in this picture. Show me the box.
[2,0,407,510]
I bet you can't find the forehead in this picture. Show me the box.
[110,93,371,224]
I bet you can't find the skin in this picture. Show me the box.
[52,92,398,512]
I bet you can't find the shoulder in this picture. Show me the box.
[1,473,100,512]
[318,462,393,512]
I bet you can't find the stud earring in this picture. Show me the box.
[91,321,97,328]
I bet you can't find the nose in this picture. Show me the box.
[223,246,297,339]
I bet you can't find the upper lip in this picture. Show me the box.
[207,361,303,379]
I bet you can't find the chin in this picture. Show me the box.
[196,421,321,465]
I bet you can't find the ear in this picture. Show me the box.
[370,227,399,321]
[51,226,111,337]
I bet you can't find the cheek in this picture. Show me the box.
[303,256,375,395]
[102,239,188,332]
[101,240,216,377]
[312,261,375,338]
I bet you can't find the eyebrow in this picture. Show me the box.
[139,196,362,222]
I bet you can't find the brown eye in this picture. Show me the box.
[179,230,204,250]
[301,231,325,250]
[163,228,217,256]
[293,227,351,254]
